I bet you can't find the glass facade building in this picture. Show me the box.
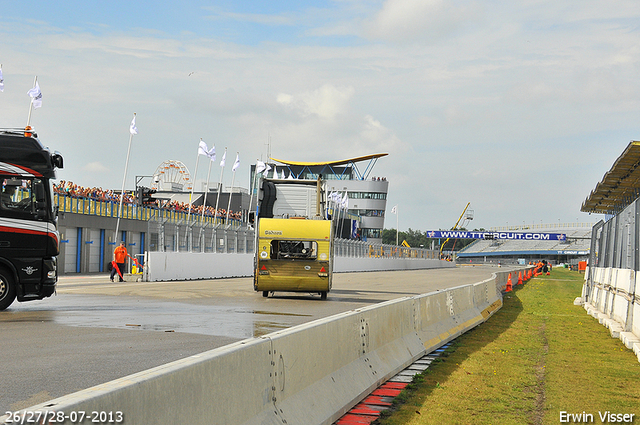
[250,154,389,244]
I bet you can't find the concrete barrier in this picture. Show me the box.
[145,252,253,281]
[582,266,640,362]
[6,268,528,425]
[333,256,454,272]
[144,251,455,281]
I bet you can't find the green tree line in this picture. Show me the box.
[382,228,487,251]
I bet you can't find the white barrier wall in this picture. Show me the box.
[145,252,253,281]
[8,269,525,425]
[582,267,640,362]
[144,251,455,281]
[334,256,454,272]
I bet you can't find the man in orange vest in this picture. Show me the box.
[110,242,128,282]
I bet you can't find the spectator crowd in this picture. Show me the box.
[54,180,242,221]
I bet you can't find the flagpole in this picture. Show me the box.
[225,152,239,227]
[200,156,214,224]
[396,205,399,246]
[114,113,136,243]
[187,139,202,225]
[248,160,262,221]
[214,147,227,227]
[337,202,342,239]
[337,193,342,238]
[26,76,37,127]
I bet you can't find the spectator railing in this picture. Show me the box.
[54,193,243,228]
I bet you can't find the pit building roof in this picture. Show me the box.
[581,141,640,215]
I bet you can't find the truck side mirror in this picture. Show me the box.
[34,182,46,202]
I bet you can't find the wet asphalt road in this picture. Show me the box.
[1,266,500,413]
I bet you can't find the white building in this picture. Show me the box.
[251,153,389,244]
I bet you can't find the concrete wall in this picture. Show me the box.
[145,252,253,281]
[334,256,454,272]
[144,251,456,281]
[9,268,525,425]
[582,267,640,362]
[59,212,148,274]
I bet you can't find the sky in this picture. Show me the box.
[1,0,639,232]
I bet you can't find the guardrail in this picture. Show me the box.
[334,239,440,259]
[5,268,528,425]
[144,251,454,281]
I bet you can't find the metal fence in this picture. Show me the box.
[147,215,254,254]
[329,238,439,259]
[588,199,640,272]
[584,196,640,303]
[145,220,440,260]
[55,194,441,259]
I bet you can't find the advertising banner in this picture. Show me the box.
[425,230,567,241]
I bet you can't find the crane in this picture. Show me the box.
[439,202,473,257]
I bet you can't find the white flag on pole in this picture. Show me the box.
[341,193,349,209]
[129,114,138,134]
[263,164,272,175]
[232,154,240,171]
[391,205,397,214]
[220,151,226,167]
[27,81,42,108]
[198,140,216,161]
[0,67,4,92]
[198,139,208,156]
[256,160,266,174]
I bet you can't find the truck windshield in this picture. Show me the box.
[1,177,48,220]
[270,240,317,259]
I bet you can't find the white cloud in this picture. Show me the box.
[82,162,110,173]
[204,10,294,26]
[277,84,355,119]
[362,0,481,43]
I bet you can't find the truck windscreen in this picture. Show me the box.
[1,177,49,219]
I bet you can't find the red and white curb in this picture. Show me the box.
[334,343,452,425]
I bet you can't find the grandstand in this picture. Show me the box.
[456,223,593,266]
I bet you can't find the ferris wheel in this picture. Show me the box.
[151,160,192,191]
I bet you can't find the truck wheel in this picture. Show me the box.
[320,291,327,300]
[262,291,269,298]
[0,269,17,311]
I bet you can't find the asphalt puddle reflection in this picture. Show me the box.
[2,295,312,339]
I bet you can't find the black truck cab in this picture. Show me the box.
[0,128,63,310]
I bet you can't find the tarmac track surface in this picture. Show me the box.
[1,266,500,413]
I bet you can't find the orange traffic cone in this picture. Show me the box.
[505,273,512,292]
[517,271,523,285]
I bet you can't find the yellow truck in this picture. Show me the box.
[254,218,333,299]
[253,177,333,299]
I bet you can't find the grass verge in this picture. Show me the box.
[375,268,640,425]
